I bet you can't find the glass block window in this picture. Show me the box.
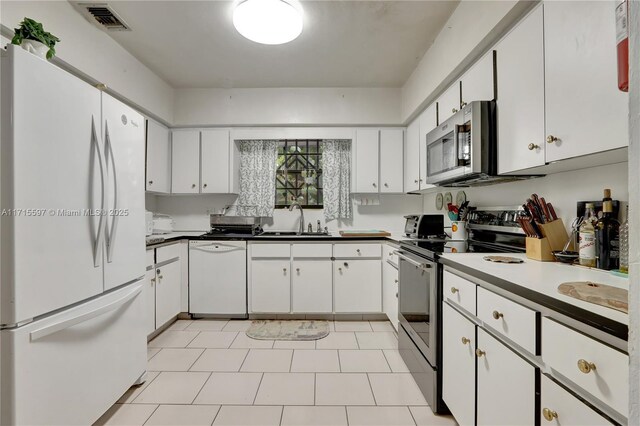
[275,140,323,208]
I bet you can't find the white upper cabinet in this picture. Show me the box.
[171,130,200,194]
[146,119,171,193]
[544,1,628,162]
[355,128,380,193]
[496,5,546,174]
[404,119,421,193]
[201,129,230,193]
[437,81,461,124]
[379,129,404,193]
[418,103,437,190]
[460,51,495,106]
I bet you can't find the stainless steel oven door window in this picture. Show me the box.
[396,250,437,365]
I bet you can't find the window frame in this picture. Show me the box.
[275,139,324,209]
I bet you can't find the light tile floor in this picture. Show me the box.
[96,320,457,426]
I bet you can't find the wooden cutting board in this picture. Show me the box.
[339,230,391,237]
[558,282,628,314]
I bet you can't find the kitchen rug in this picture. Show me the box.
[246,320,330,341]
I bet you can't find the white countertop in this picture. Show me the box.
[440,252,629,327]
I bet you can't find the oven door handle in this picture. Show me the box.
[393,251,433,270]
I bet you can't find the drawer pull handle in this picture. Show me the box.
[394,279,398,284]
[461,337,470,345]
[577,359,596,374]
[542,408,558,422]
[283,268,287,273]
[450,287,459,294]
[296,268,300,273]
[356,249,361,253]
[492,310,504,320]
[475,349,485,358]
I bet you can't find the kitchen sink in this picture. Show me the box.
[256,231,332,237]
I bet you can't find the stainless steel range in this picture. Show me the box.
[396,207,525,414]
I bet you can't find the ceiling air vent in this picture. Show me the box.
[75,3,131,31]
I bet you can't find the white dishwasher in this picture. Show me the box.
[189,240,247,317]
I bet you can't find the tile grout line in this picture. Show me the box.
[337,349,343,373]
[186,348,207,372]
[289,349,295,372]
[189,372,213,404]
[278,405,284,426]
[208,405,221,426]
[252,372,265,405]
[140,404,161,426]
[344,405,350,426]
[227,331,241,349]
[381,349,394,373]
[147,348,162,362]
[237,348,251,372]
[365,373,378,406]
[313,373,317,406]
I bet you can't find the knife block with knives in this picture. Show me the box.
[519,193,570,261]
[526,219,571,261]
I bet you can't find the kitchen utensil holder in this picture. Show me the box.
[526,219,570,262]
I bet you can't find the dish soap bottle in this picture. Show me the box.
[619,205,629,273]
[595,198,620,270]
[579,203,597,267]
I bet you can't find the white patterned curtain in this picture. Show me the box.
[323,140,352,221]
[236,140,278,217]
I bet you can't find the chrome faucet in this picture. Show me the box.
[289,201,305,235]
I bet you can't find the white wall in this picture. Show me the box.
[174,88,401,126]
[0,1,174,124]
[401,0,529,122]
[628,1,639,423]
[423,163,629,234]
[150,193,423,236]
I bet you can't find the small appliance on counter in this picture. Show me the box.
[404,214,445,239]
[152,213,174,234]
[199,214,263,238]
[145,210,154,236]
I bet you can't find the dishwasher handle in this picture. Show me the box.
[191,243,245,253]
[394,251,433,270]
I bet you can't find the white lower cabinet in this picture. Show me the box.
[382,256,399,331]
[251,260,291,313]
[143,268,156,336]
[540,376,613,426]
[334,259,382,313]
[476,328,535,426]
[292,260,333,313]
[154,258,181,329]
[442,303,476,426]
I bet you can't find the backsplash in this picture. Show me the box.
[147,193,423,235]
[423,162,629,232]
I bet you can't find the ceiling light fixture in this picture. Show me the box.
[233,0,303,45]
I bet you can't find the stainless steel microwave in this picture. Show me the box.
[426,100,497,186]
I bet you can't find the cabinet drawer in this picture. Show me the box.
[146,249,155,269]
[292,244,332,258]
[333,243,381,258]
[542,318,628,416]
[251,243,291,258]
[156,243,181,263]
[443,271,476,314]
[477,287,537,354]
[541,376,612,426]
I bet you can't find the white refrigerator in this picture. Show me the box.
[0,45,147,425]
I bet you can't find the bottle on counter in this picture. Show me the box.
[579,203,597,267]
[595,199,620,270]
[619,205,629,273]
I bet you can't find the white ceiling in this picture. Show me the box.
[95,0,459,89]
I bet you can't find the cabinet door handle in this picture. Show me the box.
[344,262,349,267]
[547,135,559,144]
[356,249,361,254]
[528,143,539,151]
[148,180,153,185]
[577,359,596,374]
[394,279,398,284]
[395,292,398,298]
[150,278,156,284]
[384,183,388,187]
[475,349,485,358]
[461,337,470,345]
[492,310,504,320]
[452,108,458,113]
[296,268,300,273]
[414,179,419,184]
[338,267,343,272]
[419,179,423,182]
[203,183,208,188]
[461,101,467,107]
[372,183,377,188]
[157,275,163,280]
[283,268,287,273]
[191,183,196,188]
[450,287,459,294]
[542,408,558,422]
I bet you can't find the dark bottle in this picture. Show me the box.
[595,200,620,270]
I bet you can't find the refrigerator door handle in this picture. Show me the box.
[105,120,119,263]
[29,284,142,341]
[92,116,106,268]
